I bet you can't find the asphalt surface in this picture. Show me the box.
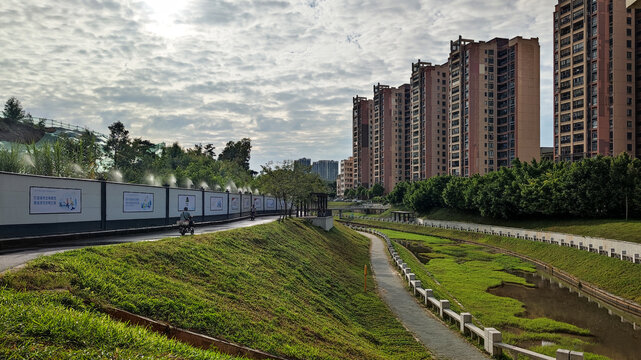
[362,231,490,360]
[0,216,278,273]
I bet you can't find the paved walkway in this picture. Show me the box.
[0,217,278,273]
[361,231,489,360]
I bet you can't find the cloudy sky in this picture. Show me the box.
[0,0,555,170]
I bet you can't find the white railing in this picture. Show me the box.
[344,215,641,265]
[346,223,585,360]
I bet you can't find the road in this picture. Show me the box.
[0,216,278,273]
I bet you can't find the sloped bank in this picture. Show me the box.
[1,219,431,360]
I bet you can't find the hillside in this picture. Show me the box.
[0,118,46,143]
[1,220,431,360]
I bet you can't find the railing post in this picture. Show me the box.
[483,328,502,356]
[460,312,472,334]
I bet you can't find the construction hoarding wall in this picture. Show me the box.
[0,172,280,239]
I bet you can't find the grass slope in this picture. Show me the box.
[423,208,641,243]
[345,219,641,305]
[0,288,240,360]
[2,220,431,360]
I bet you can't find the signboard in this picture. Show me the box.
[30,187,81,214]
[230,196,239,211]
[266,198,275,209]
[123,192,154,212]
[253,197,263,210]
[210,196,224,211]
[243,197,251,210]
[178,194,196,211]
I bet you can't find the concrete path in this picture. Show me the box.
[0,216,278,273]
[361,231,489,360]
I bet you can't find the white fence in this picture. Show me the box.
[347,215,641,265]
[348,224,584,360]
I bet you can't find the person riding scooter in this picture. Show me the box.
[250,204,256,220]
[178,207,194,235]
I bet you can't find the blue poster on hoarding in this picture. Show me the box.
[210,196,224,211]
[30,187,82,214]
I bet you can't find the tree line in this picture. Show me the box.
[389,154,641,220]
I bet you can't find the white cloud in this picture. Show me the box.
[0,0,556,170]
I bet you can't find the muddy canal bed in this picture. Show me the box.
[489,272,641,360]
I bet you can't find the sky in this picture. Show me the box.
[0,0,556,171]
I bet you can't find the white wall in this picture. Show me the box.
[0,172,101,225]
[242,194,251,212]
[265,196,276,210]
[106,183,166,221]
[228,193,242,214]
[253,195,264,210]
[169,188,202,218]
[204,191,229,216]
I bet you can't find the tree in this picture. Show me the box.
[387,181,410,205]
[2,97,26,123]
[104,121,131,169]
[258,161,326,220]
[368,183,385,199]
[218,138,251,171]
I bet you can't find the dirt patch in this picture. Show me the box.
[0,119,45,143]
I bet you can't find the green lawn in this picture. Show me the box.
[1,220,431,360]
[423,208,641,243]
[328,201,356,208]
[0,288,240,360]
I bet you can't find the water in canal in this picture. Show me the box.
[399,239,641,359]
[488,272,641,360]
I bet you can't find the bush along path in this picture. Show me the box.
[353,225,588,360]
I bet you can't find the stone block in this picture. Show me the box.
[483,328,502,355]
[460,312,472,334]
[556,349,571,360]
[439,300,450,317]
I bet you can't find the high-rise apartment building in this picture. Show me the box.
[448,36,540,176]
[371,83,411,193]
[336,157,355,197]
[295,157,311,167]
[410,61,450,180]
[311,160,338,182]
[553,0,637,161]
[352,96,372,188]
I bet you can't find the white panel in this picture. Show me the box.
[204,192,228,216]
[106,183,166,221]
[0,172,100,225]
[265,197,276,210]
[169,188,202,217]
[228,193,242,214]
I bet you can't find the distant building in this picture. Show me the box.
[541,147,554,162]
[336,157,355,197]
[295,158,311,167]
[352,96,372,188]
[371,83,411,194]
[410,60,450,181]
[312,160,339,182]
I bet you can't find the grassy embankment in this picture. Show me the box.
[0,289,242,359]
[1,220,431,360]
[423,208,641,244]
[376,229,606,359]
[344,218,641,305]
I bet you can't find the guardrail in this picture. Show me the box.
[343,215,641,265]
[346,223,585,360]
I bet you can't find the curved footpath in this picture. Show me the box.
[0,216,278,273]
[361,231,489,360]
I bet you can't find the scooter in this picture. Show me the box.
[250,212,256,221]
[177,219,194,236]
